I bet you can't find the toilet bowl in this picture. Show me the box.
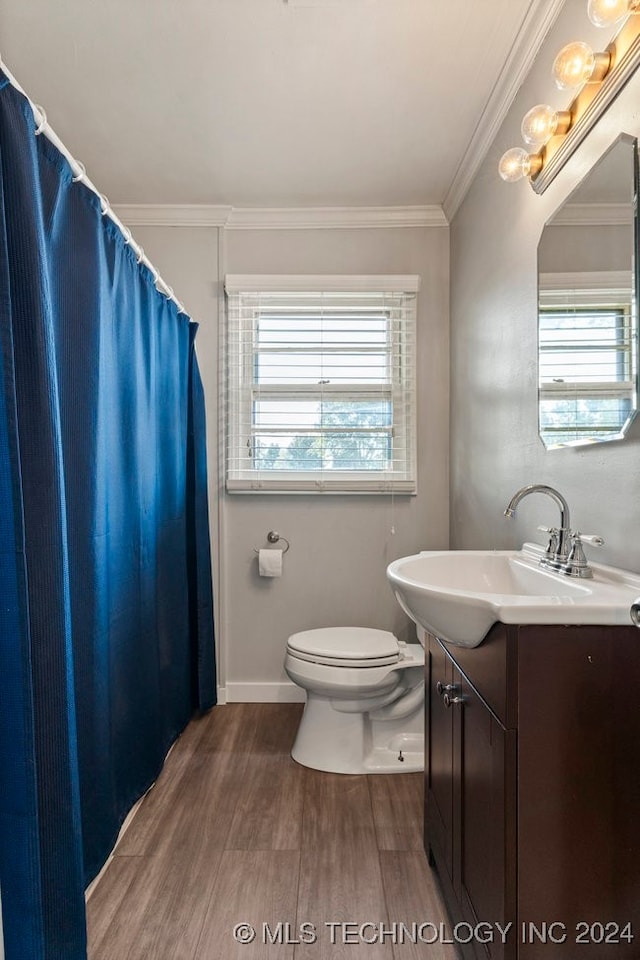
[284,626,425,774]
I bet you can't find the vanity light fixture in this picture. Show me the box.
[588,0,640,28]
[498,148,543,182]
[521,104,572,147]
[498,4,640,192]
[552,40,611,89]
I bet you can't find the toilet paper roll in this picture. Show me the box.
[258,548,283,577]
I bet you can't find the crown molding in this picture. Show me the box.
[442,0,566,221]
[550,202,632,226]
[111,204,233,227]
[112,203,448,230]
[225,205,446,229]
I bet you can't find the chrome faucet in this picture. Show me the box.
[504,484,571,563]
[504,484,604,578]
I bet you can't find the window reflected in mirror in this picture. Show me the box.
[537,134,639,449]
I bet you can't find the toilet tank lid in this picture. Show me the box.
[287,626,399,661]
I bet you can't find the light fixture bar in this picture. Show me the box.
[532,13,640,192]
[499,9,640,192]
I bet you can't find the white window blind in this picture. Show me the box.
[224,275,419,493]
[538,274,637,445]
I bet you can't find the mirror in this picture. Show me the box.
[537,134,639,449]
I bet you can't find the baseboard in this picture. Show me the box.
[222,682,306,703]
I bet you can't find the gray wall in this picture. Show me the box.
[450,0,640,567]
[538,223,631,274]
[133,222,450,699]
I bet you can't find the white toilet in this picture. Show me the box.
[284,626,425,774]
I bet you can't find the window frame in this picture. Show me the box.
[224,275,419,494]
[538,271,638,446]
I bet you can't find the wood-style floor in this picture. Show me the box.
[86,703,456,959]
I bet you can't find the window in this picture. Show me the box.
[539,299,636,446]
[225,275,419,493]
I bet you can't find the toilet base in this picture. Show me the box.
[290,690,424,774]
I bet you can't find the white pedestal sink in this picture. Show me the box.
[387,542,640,647]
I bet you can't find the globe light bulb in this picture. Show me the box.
[552,41,611,90]
[498,148,535,183]
[587,0,637,27]
[521,104,571,147]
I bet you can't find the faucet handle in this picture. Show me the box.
[537,525,559,556]
[573,532,604,546]
[564,531,604,578]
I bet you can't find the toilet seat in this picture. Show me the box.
[287,626,400,668]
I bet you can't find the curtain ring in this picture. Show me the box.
[99,194,110,216]
[164,285,174,301]
[122,227,133,245]
[72,161,86,183]
[34,105,47,136]
[136,246,145,265]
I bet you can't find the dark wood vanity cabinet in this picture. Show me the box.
[425,624,640,960]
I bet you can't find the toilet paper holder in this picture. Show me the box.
[254,530,290,554]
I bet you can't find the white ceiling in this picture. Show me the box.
[0,0,563,214]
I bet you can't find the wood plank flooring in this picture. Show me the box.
[86,703,457,960]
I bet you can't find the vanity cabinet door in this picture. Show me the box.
[426,635,516,960]
[457,672,516,960]
[426,635,455,884]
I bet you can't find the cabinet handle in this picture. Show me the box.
[436,681,456,696]
[443,692,465,708]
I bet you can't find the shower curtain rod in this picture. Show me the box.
[0,56,187,315]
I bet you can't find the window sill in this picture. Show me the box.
[226,477,416,495]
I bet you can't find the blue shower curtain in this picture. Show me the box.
[0,75,216,960]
